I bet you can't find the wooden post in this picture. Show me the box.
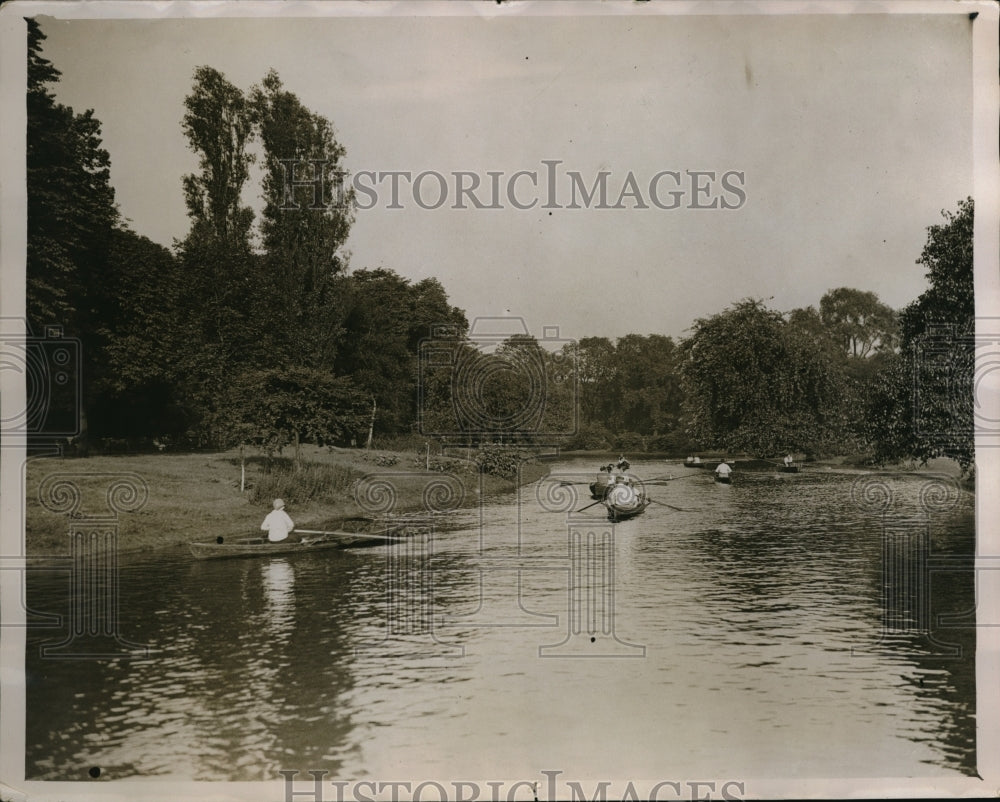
[425,442,430,471]
[366,397,376,450]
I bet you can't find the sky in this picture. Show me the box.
[32,6,974,343]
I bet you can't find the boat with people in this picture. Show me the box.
[779,453,800,473]
[713,460,734,484]
[189,519,406,560]
[589,462,617,499]
[604,476,649,521]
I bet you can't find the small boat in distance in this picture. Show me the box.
[780,454,799,473]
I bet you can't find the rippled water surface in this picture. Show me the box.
[26,459,976,781]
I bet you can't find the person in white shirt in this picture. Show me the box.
[261,498,295,542]
[715,461,733,479]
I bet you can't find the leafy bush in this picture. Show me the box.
[473,444,527,479]
[360,451,399,466]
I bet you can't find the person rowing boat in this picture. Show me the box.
[714,461,733,483]
[261,498,295,543]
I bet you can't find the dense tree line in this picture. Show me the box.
[26,19,974,470]
[26,22,466,454]
[564,202,971,469]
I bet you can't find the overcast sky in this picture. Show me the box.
[34,7,973,342]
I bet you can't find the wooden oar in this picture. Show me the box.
[645,473,704,484]
[647,499,690,512]
[296,528,404,543]
[573,499,608,514]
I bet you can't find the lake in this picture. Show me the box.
[25,457,977,784]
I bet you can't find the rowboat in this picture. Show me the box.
[189,522,404,560]
[607,497,651,522]
[714,474,732,484]
[683,461,704,469]
[780,465,800,473]
[604,482,649,521]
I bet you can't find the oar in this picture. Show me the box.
[296,528,404,543]
[646,472,704,484]
[573,499,608,514]
[648,499,690,512]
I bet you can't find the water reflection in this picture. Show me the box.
[25,461,977,780]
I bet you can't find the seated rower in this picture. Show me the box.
[715,461,733,479]
[261,498,295,543]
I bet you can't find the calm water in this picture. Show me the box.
[25,458,976,782]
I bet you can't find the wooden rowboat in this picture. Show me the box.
[189,523,404,560]
[714,474,732,484]
[780,465,800,473]
[604,482,649,521]
[607,497,651,522]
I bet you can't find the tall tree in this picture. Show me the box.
[26,18,119,442]
[181,66,255,251]
[249,70,354,367]
[820,287,899,358]
[175,66,258,443]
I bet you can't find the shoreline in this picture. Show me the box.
[23,446,550,557]
[22,449,972,557]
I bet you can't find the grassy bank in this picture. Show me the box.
[23,445,549,556]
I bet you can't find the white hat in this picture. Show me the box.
[273,498,285,510]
